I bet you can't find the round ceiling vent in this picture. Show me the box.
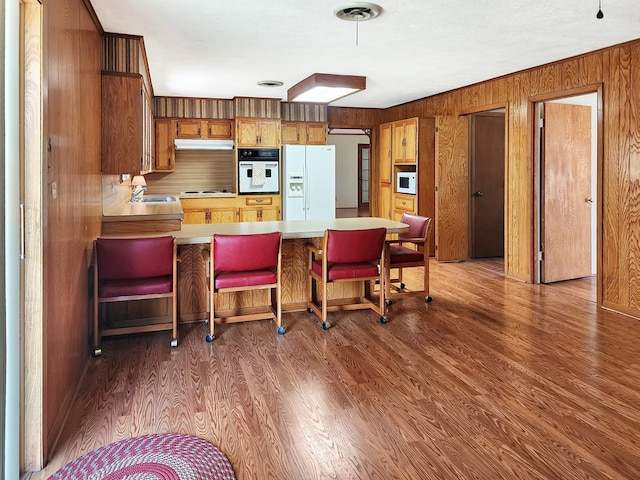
[333,2,383,21]
[257,80,284,88]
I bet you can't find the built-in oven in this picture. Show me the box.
[237,148,280,194]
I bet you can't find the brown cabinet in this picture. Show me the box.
[236,118,281,147]
[101,73,153,175]
[176,119,233,139]
[282,122,328,145]
[239,196,280,222]
[392,118,418,164]
[180,198,238,225]
[377,122,393,218]
[154,119,175,172]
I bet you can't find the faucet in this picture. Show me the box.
[131,184,147,202]
[130,175,147,202]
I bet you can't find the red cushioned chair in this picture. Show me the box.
[207,232,284,342]
[306,227,387,329]
[384,213,433,306]
[93,236,178,356]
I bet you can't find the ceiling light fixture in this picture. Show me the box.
[287,73,366,104]
[596,0,604,19]
[334,2,383,46]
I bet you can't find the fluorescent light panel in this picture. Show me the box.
[288,73,366,104]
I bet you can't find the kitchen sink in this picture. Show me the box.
[132,195,177,203]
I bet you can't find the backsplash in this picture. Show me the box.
[102,174,131,214]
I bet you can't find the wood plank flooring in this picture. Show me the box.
[23,260,640,479]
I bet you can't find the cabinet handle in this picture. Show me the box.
[198,127,201,135]
[168,157,171,167]
[255,199,264,203]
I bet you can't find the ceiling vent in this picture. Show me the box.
[333,2,382,22]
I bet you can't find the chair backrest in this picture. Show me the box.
[325,228,387,264]
[96,236,174,281]
[399,213,432,241]
[213,232,281,272]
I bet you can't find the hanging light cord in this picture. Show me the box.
[596,0,604,19]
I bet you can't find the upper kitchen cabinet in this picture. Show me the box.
[392,118,418,164]
[154,119,176,172]
[281,122,328,145]
[176,119,233,139]
[102,72,153,175]
[235,118,281,148]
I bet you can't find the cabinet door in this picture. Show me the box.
[176,120,202,138]
[258,120,280,147]
[183,210,209,224]
[101,74,143,175]
[379,123,392,184]
[154,119,175,171]
[379,183,392,219]
[236,119,259,147]
[210,208,237,223]
[205,120,233,139]
[394,194,416,213]
[261,206,280,221]
[403,119,418,163]
[281,123,302,145]
[392,121,406,163]
[305,123,328,145]
[239,208,260,222]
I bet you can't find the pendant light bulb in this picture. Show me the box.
[596,0,604,19]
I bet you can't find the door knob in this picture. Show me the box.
[585,197,594,204]
[473,191,483,197]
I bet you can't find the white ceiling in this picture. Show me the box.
[90,0,640,109]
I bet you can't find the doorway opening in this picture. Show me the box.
[534,91,600,303]
[468,110,505,261]
[357,143,370,212]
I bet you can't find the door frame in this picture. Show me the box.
[357,143,370,210]
[531,84,603,303]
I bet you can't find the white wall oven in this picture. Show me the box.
[238,148,280,194]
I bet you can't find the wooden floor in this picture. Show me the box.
[24,259,640,479]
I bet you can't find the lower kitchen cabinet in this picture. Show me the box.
[239,206,280,222]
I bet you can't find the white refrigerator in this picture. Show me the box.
[282,144,336,220]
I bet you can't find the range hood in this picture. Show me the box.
[174,139,235,151]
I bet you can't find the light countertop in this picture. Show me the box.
[102,199,184,222]
[101,217,409,244]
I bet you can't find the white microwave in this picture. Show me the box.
[397,171,416,195]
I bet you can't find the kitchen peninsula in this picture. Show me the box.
[102,217,409,322]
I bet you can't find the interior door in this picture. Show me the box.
[470,112,505,258]
[435,115,469,262]
[541,102,592,283]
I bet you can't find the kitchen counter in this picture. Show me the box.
[102,197,184,234]
[103,198,184,222]
[100,217,409,320]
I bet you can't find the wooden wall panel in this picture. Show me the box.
[327,106,380,129]
[234,97,281,119]
[435,115,469,261]
[37,0,102,467]
[628,44,640,310]
[281,102,327,122]
[153,96,234,119]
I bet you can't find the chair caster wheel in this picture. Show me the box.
[277,326,286,335]
[322,321,330,330]
[205,334,214,343]
[380,316,389,324]
[400,282,406,289]
[93,348,102,357]
[307,307,313,313]
[385,299,393,306]
[426,296,433,303]
[170,338,178,348]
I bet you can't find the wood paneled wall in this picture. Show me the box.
[102,33,153,96]
[350,41,640,319]
[33,0,102,468]
[281,102,327,122]
[153,96,234,119]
